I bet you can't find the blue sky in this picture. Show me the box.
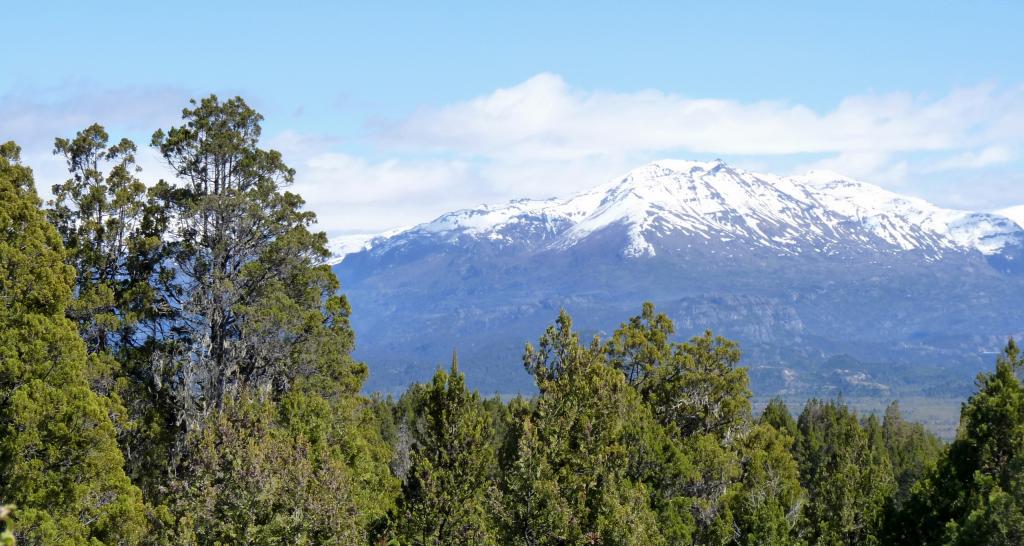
[4,1,1024,234]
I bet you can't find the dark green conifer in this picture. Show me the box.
[499,310,664,545]
[880,401,942,507]
[390,354,497,545]
[607,303,805,545]
[49,124,175,356]
[142,96,397,543]
[889,339,1024,545]
[795,399,894,545]
[48,123,179,498]
[760,398,799,439]
[0,141,147,544]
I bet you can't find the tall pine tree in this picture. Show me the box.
[795,399,894,545]
[145,96,396,542]
[48,123,176,356]
[607,303,805,545]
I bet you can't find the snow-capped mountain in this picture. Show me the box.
[331,160,1024,399]
[332,159,1023,263]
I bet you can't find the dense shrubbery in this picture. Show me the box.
[1,97,1021,545]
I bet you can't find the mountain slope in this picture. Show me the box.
[333,160,1024,396]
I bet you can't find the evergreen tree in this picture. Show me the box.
[606,303,808,544]
[0,141,147,544]
[760,398,799,439]
[729,423,806,545]
[493,396,577,545]
[606,301,675,389]
[152,395,368,545]
[143,96,397,542]
[888,339,1024,545]
[880,401,942,507]
[795,399,895,545]
[657,329,754,544]
[48,123,176,356]
[151,95,354,429]
[498,310,664,545]
[390,355,497,545]
[48,123,179,498]
[607,302,751,442]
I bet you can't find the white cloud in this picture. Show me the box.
[342,74,1024,230]
[380,74,1024,160]
[794,151,910,185]
[287,151,475,233]
[0,85,187,146]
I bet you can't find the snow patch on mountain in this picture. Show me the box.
[997,205,1024,230]
[326,226,412,264]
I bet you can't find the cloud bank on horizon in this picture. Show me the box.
[4,74,1024,236]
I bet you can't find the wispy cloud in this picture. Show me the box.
[793,151,909,185]
[0,85,187,146]
[282,151,475,234]
[299,73,1021,226]
[0,85,189,198]
[928,146,1016,171]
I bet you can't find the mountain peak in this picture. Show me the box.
[331,160,1024,262]
[796,169,860,186]
[647,158,726,173]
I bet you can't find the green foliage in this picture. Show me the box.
[887,339,1024,545]
[30,97,397,544]
[0,505,14,546]
[881,401,942,507]
[760,398,798,439]
[137,96,396,543]
[0,141,147,544]
[606,303,805,545]
[795,399,895,545]
[498,310,664,545]
[49,123,176,356]
[947,472,1024,545]
[729,423,806,545]
[151,95,356,428]
[607,302,752,442]
[606,301,675,388]
[48,123,180,500]
[154,395,368,545]
[388,356,497,545]
[496,305,807,545]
